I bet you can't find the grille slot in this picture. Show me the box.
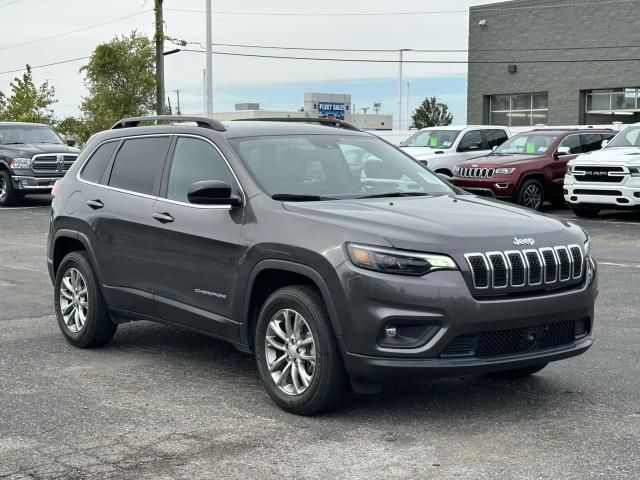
[441,320,577,358]
[466,244,583,294]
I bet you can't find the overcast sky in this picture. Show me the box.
[0,0,490,124]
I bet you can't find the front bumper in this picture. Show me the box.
[11,175,61,192]
[452,176,516,199]
[335,261,597,380]
[564,174,640,208]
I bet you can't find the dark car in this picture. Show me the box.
[48,116,597,415]
[451,129,615,210]
[0,122,80,206]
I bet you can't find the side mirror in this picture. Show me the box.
[187,180,242,206]
[555,146,571,158]
[66,139,76,147]
[601,139,610,148]
[492,146,497,151]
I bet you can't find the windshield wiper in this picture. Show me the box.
[271,193,336,201]
[356,192,430,199]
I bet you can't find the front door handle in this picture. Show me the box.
[152,212,174,224]
[86,199,104,210]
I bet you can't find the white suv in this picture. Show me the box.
[399,126,510,176]
[565,123,640,218]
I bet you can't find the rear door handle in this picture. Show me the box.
[152,212,174,224]
[86,199,104,210]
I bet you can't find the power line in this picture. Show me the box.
[182,48,640,65]
[165,0,638,16]
[0,10,151,51]
[0,56,89,76]
[0,0,21,8]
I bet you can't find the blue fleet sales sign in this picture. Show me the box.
[317,102,346,120]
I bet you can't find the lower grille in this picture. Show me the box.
[441,320,578,358]
[573,189,622,196]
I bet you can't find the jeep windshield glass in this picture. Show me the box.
[400,130,461,149]
[0,125,64,145]
[231,134,454,200]
[606,126,640,148]
[494,134,559,155]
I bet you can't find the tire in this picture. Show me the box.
[0,170,19,207]
[573,207,600,219]
[254,285,348,415]
[490,363,548,379]
[516,178,545,210]
[54,251,117,348]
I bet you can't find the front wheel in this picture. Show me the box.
[516,179,545,210]
[0,170,19,207]
[255,285,348,415]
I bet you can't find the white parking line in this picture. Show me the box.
[599,261,640,268]
[0,206,50,211]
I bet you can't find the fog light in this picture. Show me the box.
[385,327,398,337]
[378,323,440,349]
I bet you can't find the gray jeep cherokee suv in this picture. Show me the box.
[48,116,597,415]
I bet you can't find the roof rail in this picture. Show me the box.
[234,117,362,131]
[111,115,226,132]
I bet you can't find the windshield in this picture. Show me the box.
[230,134,454,200]
[607,126,640,148]
[494,134,559,155]
[0,125,64,145]
[400,130,461,149]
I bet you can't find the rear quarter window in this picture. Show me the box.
[80,141,119,184]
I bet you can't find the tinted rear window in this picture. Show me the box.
[108,137,171,195]
[80,141,118,184]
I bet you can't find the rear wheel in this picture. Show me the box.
[490,363,548,379]
[255,285,348,415]
[573,207,600,218]
[0,171,18,207]
[54,251,117,348]
[516,178,545,210]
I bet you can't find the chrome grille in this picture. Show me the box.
[456,167,495,178]
[572,165,625,183]
[465,244,584,292]
[31,154,78,173]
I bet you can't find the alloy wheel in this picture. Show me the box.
[0,176,6,201]
[523,184,542,209]
[264,308,316,396]
[59,268,89,333]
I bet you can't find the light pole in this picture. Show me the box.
[205,0,213,117]
[397,49,411,130]
[406,81,415,130]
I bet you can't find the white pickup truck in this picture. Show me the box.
[565,123,640,218]
[399,125,510,177]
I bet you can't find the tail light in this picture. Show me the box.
[51,180,62,198]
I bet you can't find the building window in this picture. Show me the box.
[489,93,548,126]
[586,88,639,114]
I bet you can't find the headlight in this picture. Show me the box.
[10,157,33,169]
[584,237,591,257]
[347,243,458,276]
[495,168,515,175]
[629,167,640,177]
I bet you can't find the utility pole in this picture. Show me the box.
[406,81,414,130]
[205,0,213,116]
[397,49,412,130]
[154,0,165,115]
[175,89,181,115]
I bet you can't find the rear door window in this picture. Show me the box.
[580,134,604,153]
[108,136,171,195]
[80,141,119,184]
[559,134,582,154]
[484,129,509,149]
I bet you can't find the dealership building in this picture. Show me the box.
[467,0,640,127]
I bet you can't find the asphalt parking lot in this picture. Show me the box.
[1,198,639,480]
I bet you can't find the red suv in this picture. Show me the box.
[451,129,615,210]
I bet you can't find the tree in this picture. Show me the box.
[411,97,453,129]
[80,32,155,133]
[0,65,57,123]
[55,116,90,143]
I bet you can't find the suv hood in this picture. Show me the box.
[458,153,544,167]
[1,143,80,157]
[400,146,450,160]
[283,194,584,253]
[573,147,640,165]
